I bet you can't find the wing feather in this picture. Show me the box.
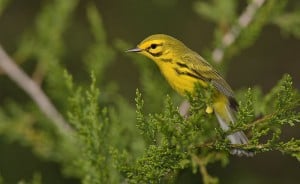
[181,52,235,99]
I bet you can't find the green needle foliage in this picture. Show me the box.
[119,74,300,184]
[66,73,113,184]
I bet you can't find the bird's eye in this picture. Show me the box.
[150,44,157,49]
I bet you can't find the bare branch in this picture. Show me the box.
[212,0,266,63]
[0,45,73,135]
[179,99,190,118]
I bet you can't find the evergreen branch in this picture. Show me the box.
[228,140,300,156]
[227,99,300,134]
[212,0,266,63]
[196,141,299,156]
[192,154,218,184]
[0,45,73,135]
[196,139,300,156]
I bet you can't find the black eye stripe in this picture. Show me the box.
[150,51,162,57]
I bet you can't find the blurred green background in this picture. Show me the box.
[0,0,299,183]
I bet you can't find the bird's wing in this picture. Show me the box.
[181,53,235,99]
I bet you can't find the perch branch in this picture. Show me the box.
[0,45,73,135]
[212,0,266,63]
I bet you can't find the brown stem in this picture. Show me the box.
[0,45,73,135]
[212,0,266,63]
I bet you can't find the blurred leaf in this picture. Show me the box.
[194,0,237,28]
[16,0,79,62]
[84,3,116,83]
[272,11,300,39]
[0,0,11,16]
[222,0,287,64]
[0,174,3,184]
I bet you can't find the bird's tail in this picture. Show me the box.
[213,96,253,157]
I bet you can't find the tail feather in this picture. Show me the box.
[215,105,254,157]
[227,131,249,144]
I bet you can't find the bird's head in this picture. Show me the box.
[127,34,188,62]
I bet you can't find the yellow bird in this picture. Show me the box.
[127,34,252,156]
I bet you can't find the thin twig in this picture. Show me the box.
[212,0,266,63]
[0,45,73,135]
[192,154,218,184]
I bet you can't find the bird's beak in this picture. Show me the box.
[126,47,142,52]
